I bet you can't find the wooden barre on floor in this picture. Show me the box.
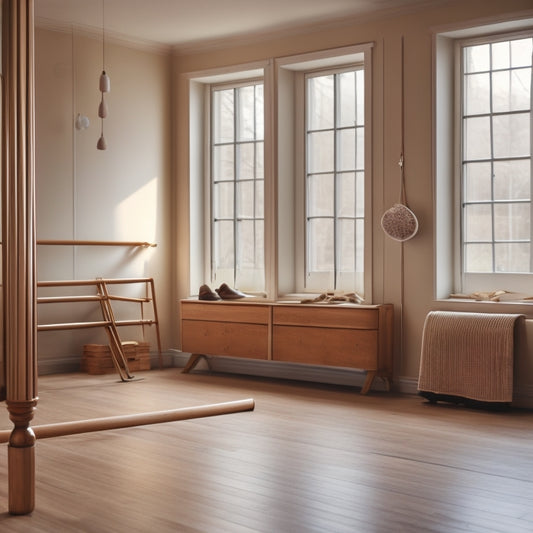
[0,399,255,443]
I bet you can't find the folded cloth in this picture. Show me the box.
[215,283,249,300]
[300,292,363,304]
[198,284,220,301]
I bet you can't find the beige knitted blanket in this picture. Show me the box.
[418,311,523,402]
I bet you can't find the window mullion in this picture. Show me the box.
[233,87,239,287]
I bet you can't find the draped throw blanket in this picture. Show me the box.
[418,311,523,402]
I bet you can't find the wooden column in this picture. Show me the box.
[1,0,38,515]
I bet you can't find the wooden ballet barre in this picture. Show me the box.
[38,321,113,331]
[37,240,157,247]
[38,277,155,288]
[0,398,255,443]
[37,295,105,304]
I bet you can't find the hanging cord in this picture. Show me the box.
[102,0,106,71]
[399,36,406,383]
[399,36,407,206]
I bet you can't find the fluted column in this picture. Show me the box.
[1,0,38,515]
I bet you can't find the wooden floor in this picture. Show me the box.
[0,369,532,532]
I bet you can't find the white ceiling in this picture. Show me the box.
[35,0,443,51]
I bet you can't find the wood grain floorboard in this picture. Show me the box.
[0,369,531,532]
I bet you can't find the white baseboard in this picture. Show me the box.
[170,349,420,394]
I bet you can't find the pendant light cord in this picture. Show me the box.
[102,0,106,71]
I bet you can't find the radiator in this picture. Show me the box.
[417,311,524,403]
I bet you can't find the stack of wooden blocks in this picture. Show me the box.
[82,341,151,375]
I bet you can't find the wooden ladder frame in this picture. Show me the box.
[37,277,163,380]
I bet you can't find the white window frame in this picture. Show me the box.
[276,44,373,300]
[186,61,273,297]
[434,20,533,299]
[209,78,266,292]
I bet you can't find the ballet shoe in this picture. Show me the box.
[198,284,220,301]
[215,283,248,300]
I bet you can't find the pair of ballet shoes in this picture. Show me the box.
[198,283,248,301]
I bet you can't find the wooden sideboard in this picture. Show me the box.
[180,300,393,394]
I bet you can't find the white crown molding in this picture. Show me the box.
[171,0,450,55]
[35,16,172,56]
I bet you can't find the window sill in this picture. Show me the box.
[434,296,533,319]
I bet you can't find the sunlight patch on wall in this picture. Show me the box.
[115,177,158,248]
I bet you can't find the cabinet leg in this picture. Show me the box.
[182,353,209,374]
[360,371,377,395]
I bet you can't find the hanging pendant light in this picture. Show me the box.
[98,95,108,118]
[97,133,107,150]
[99,70,110,93]
[97,0,110,150]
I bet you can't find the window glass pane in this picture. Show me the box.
[236,181,254,218]
[255,180,264,218]
[338,173,355,217]
[494,203,530,241]
[464,204,492,242]
[213,89,234,143]
[338,219,355,271]
[492,68,531,113]
[355,171,365,218]
[464,162,491,202]
[511,38,533,68]
[255,142,264,179]
[307,131,334,173]
[494,160,530,201]
[491,41,510,70]
[355,126,364,170]
[337,129,355,171]
[464,116,491,160]
[237,142,255,180]
[492,113,530,158]
[464,73,490,115]
[213,220,234,269]
[307,75,334,130]
[355,70,364,126]
[464,44,490,73]
[255,84,264,141]
[308,218,334,271]
[213,144,234,180]
[237,85,256,142]
[237,219,261,268]
[213,182,234,219]
[465,243,493,272]
[308,174,334,217]
[355,219,364,272]
[495,243,530,272]
[338,71,355,128]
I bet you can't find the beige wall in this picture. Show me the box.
[173,0,533,398]
[35,28,172,368]
[34,0,533,400]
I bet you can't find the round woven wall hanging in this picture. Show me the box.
[381,37,419,242]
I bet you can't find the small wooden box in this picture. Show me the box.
[82,341,151,375]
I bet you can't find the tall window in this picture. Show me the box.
[460,35,532,277]
[210,81,265,292]
[305,67,365,292]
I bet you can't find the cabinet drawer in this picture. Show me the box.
[181,301,270,324]
[273,325,378,369]
[181,319,268,359]
[273,305,379,329]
